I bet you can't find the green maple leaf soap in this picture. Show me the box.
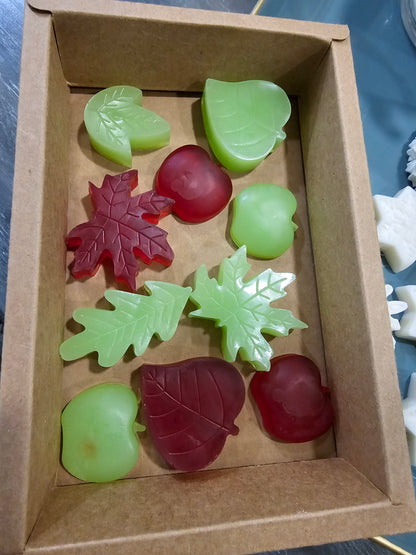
[84,85,170,167]
[59,282,191,367]
[201,78,291,172]
[189,246,307,372]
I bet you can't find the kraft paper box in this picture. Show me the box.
[1,1,416,553]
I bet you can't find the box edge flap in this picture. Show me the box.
[25,0,349,42]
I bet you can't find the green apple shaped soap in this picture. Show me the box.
[201,78,291,172]
[230,183,297,259]
[84,85,170,167]
[61,383,144,482]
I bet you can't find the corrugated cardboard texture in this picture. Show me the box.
[1,1,415,553]
[0,5,70,553]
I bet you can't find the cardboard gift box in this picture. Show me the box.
[1,1,416,553]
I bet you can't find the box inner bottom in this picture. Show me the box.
[57,89,335,486]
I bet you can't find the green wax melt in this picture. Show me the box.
[230,183,298,259]
[61,383,144,482]
[201,79,291,172]
[84,85,170,167]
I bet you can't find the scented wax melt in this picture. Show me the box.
[155,145,232,223]
[60,283,191,367]
[189,246,307,372]
[61,384,144,482]
[250,354,334,443]
[66,170,174,291]
[140,357,245,472]
[395,285,416,342]
[230,183,297,258]
[84,85,170,167]
[373,186,416,272]
[385,284,408,346]
[201,78,291,172]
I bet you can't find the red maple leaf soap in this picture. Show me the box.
[66,170,174,291]
[250,354,334,443]
[140,357,245,471]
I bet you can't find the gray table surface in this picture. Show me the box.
[0,0,410,554]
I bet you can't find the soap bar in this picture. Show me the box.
[395,285,416,342]
[201,78,291,172]
[230,183,297,258]
[59,282,192,367]
[84,85,170,167]
[250,354,334,443]
[61,383,144,482]
[140,357,245,471]
[66,169,174,291]
[155,144,232,223]
[188,246,307,372]
[373,186,416,272]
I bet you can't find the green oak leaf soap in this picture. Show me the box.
[59,282,192,367]
[61,383,144,482]
[230,183,298,259]
[84,85,170,167]
[201,78,291,172]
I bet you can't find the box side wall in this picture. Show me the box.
[50,8,333,93]
[299,38,414,505]
[27,459,416,553]
[0,5,70,553]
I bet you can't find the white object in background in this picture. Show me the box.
[385,284,408,347]
[395,285,416,342]
[406,137,416,187]
[373,186,416,272]
[401,0,416,49]
[402,372,416,465]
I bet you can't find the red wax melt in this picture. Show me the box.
[155,145,232,223]
[66,170,174,291]
[140,357,245,471]
[250,354,334,443]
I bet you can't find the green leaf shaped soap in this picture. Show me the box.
[84,85,170,167]
[230,183,298,259]
[61,383,145,482]
[201,79,291,172]
[59,282,191,367]
[189,246,307,372]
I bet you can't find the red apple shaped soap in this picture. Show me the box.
[155,145,232,223]
[140,357,245,471]
[250,354,334,443]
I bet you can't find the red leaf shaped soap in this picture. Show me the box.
[155,145,232,223]
[66,170,174,291]
[140,357,245,471]
[250,354,334,443]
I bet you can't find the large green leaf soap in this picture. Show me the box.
[201,79,291,172]
[61,383,144,482]
[84,85,170,167]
